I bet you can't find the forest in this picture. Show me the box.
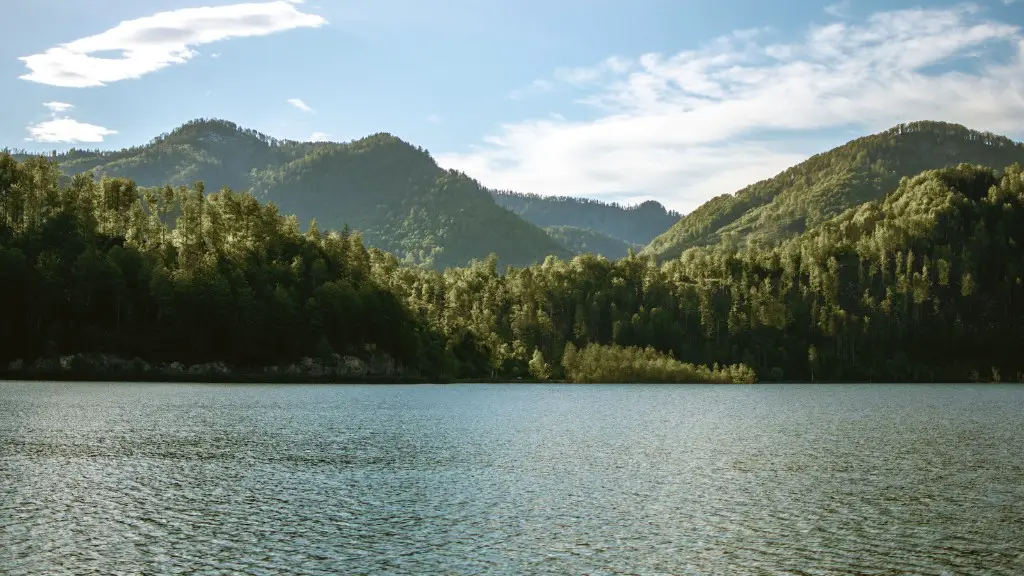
[644,121,1024,261]
[491,191,680,246]
[3,148,1024,383]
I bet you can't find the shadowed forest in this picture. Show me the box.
[4,121,1024,383]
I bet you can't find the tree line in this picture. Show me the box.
[2,150,1022,382]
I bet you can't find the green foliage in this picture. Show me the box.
[645,121,1024,261]
[375,161,1024,383]
[544,225,640,259]
[7,134,1024,384]
[563,344,756,383]
[528,348,552,381]
[41,120,570,270]
[0,152,447,375]
[493,192,681,247]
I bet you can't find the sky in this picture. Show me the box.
[2,0,1023,212]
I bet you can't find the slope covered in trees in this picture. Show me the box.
[0,152,447,377]
[644,121,1024,261]
[31,119,570,269]
[543,226,640,260]
[4,151,1024,383]
[247,134,570,269]
[493,192,681,248]
[373,162,1024,383]
[0,152,739,382]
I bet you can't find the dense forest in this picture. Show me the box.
[492,191,681,247]
[30,119,660,265]
[246,133,570,269]
[644,121,1024,261]
[543,225,640,260]
[3,147,1024,383]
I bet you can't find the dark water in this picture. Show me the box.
[1,383,1023,575]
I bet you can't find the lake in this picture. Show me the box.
[1,382,1022,575]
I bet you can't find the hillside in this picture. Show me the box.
[247,134,570,269]
[543,226,640,260]
[28,119,570,269]
[363,160,1024,382]
[492,192,681,246]
[41,119,316,190]
[643,121,1024,261]
[5,149,1024,382]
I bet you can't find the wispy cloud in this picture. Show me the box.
[310,132,331,142]
[554,56,632,85]
[824,0,851,18]
[19,1,327,88]
[426,114,443,125]
[43,101,75,114]
[288,98,314,113]
[437,5,1024,212]
[27,103,116,143]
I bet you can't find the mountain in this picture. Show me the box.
[26,119,570,269]
[543,226,640,260]
[40,119,315,189]
[492,191,681,247]
[248,134,572,269]
[6,147,1024,382]
[643,121,1024,261]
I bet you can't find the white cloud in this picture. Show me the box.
[436,5,1024,213]
[288,98,314,113]
[19,1,327,88]
[310,132,331,141]
[43,101,74,114]
[27,102,116,143]
[426,114,443,125]
[27,118,117,144]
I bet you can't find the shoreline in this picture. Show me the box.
[1,372,1015,385]
[0,370,445,385]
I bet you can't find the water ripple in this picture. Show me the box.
[1,382,1023,575]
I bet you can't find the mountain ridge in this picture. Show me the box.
[11,119,573,268]
[491,190,681,247]
[642,121,1024,260]
[10,118,673,264]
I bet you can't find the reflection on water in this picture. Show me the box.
[1,382,1023,574]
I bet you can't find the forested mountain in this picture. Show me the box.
[26,119,570,269]
[493,191,681,247]
[246,133,570,269]
[644,121,1024,261]
[3,150,1024,382]
[543,226,640,260]
[39,119,316,190]
[376,161,1024,382]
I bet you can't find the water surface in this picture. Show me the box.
[1,382,1022,574]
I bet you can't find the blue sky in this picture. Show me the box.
[2,0,1023,212]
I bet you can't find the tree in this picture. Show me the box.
[529,348,551,381]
